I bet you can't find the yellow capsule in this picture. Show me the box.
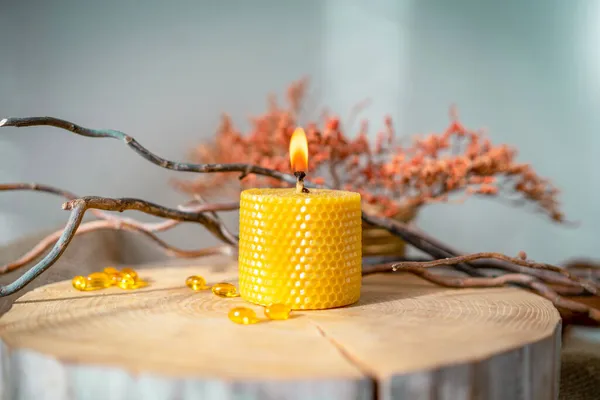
[128,279,149,290]
[72,276,88,291]
[103,267,121,285]
[120,267,138,281]
[185,275,209,291]
[228,307,258,325]
[72,275,104,291]
[212,282,239,298]
[103,266,119,275]
[117,275,136,290]
[87,272,112,288]
[264,303,292,320]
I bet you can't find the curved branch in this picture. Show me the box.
[0,201,87,296]
[363,259,588,294]
[0,182,239,233]
[0,219,233,274]
[390,252,597,295]
[0,196,238,296]
[0,117,301,186]
[360,212,484,276]
[61,196,238,245]
[0,182,111,221]
[364,264,600,322]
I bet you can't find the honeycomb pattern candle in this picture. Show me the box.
[238,127,362,310]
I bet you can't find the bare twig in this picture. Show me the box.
[360,212,484,277]
[363,264,600,322]
[0,219,233,274]
[0,196,238,296]
[390,252,597,295]
[0,117,300,186]
[0,183,239,275]
[61,197,238,245]
[362,260,588,295]
[0,182,113,221]
[0,201,87,296]
[0,183,239,233]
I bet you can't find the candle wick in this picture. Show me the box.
[294,171,310,194]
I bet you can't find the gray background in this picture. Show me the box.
[0,0,597,263]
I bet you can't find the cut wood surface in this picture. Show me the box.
[0,252,562,400]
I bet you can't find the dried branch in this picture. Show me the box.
[0,117,300,187]
[0,201,86,296]
[389,252,597,295]
[363,264,600,322]
[0,219,233,274]
[0,182,240,233]
[0,182,113,221]
[0,196,238,296]
[360,212,483,276]
[362,258,588,295]
[0,183,239,275]
[61,197,239,245]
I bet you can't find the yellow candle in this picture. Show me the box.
[238,188,362,310]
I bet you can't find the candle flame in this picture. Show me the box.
[289,127,308,172]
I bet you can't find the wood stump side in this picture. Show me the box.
[0,259,561,400]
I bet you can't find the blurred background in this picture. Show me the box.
[0,0,597,263]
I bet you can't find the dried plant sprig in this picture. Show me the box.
[175,78,564,222]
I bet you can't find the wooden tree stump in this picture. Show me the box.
[0,258,561,400]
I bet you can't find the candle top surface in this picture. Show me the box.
[241,188,360,201]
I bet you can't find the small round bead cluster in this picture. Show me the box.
[72,267,147,291]
[185,274,292,324]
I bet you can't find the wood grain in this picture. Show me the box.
[0,254,561,400]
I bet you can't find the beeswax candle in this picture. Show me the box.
[238,127,362,310]
[238,188,362,309]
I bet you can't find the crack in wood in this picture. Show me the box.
[311,321,380,399]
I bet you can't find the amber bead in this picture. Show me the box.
[228,307,258,325]
[185,275,209,291]
[238,188,362,310]
[211,282,239,298]
[264,303,292,320]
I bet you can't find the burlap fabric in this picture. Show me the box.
[0,230,598,399]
